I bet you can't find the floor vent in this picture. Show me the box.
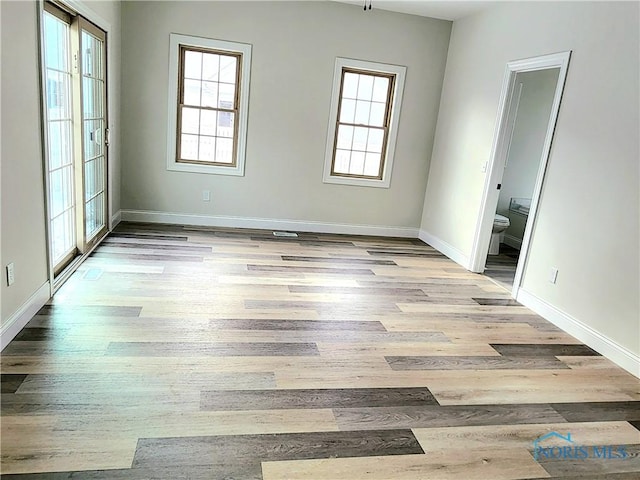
[273,231,298,238]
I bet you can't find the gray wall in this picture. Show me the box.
[1,0,121,327]
[120,1,451,229]
[421,1,639,356]
[498,68,559,246]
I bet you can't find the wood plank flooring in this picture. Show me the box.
[1,222,639,478]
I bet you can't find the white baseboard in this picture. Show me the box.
[1,282,50,351]
[120,209,419,238]
[418,229,471,269]
[504,234,522,250]
[517,288,640,378]
[110,209,122,229]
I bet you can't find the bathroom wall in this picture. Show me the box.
[497,68,559,248]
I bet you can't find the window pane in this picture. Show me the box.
[201,81,218,108]
[217,111,235,137]
[181,134,198,159]
[218,83,235,109]
[356,75,374,100]
[49,121,73,170]
[184,79,202,106]
[340,99,356,124]
[369,102,386,127]
[44,14,67,71]
[372,76,389,102]
[364,152,381,177]
[352,126,368,151]
[82,31,103,80]
[336,125,353,150]
[342,72,358,99]
[184,50,202,79]
[200,109,216,136]
[350,151,365,175]
[46,70,70,120]
[181,107,200,134]
[334,150,350,174]
[199,136,216,161]
[354,100,371,125]
[216,137,234,163]
[202,53,219,81]
[219,55,237,84]
[82,77,104,119]
[367,128,384,153]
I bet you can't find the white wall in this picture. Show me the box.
[1,1,48,324]
[120,1,451,231]
[498,68,559,245]
[421,1,639,359]
[0,0,121,332]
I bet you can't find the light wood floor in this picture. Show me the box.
[1,223,639,479]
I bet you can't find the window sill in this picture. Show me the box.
[167,161,245,176]
[322,173,391,189]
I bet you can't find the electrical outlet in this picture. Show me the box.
[202,190,210,202]
[481,161,488,173]
[549,267,559,284]
[6,263,15,286]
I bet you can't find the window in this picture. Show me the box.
[167,34,252,176]
[323,58,406,188]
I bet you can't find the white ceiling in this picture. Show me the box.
[333,0,498,21]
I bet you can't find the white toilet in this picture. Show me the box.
[489,214,510,255]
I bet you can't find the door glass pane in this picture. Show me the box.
[43,10,75,267]
[81,28,107,241]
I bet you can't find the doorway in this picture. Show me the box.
[41,1,109,286]
[469,52,571,297]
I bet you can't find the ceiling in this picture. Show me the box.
[333,1,498,21]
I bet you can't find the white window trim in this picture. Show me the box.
[323,57,406,189]
[166,33,251,176]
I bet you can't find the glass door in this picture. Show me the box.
[43,4,77,275]
[41,2,109,280]
[78,18,108,250]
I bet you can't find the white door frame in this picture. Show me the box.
[468,51,571,299]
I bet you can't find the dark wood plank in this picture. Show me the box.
[551,402,640,422]
[630,420,640,431]
[334,404,568,430]
[12,327,65,342]
[90,252,204,262]
[102,240,213,253]
[200,387,438,411]
[366,249,446,258]
[385,355,570,370]
[132,429,424,478]
[281,255,396,266]
[208,319,387,331]
[1,374,28,394]
[473,297,522,306]
[109,232,189,241]
[491,344,602,357]
[104,342,320,357]
[36,305,142,317]
[288,285,428,296]
[247,264,374,275]
[244,299,402,312]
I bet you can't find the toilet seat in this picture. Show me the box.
[494,214,510,226]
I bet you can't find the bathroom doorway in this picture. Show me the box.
[468,52,571,296]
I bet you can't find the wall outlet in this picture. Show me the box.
[481,161,488,173]
[6,263,15,286]
[202,190,210,202]
[549,267,559,284]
